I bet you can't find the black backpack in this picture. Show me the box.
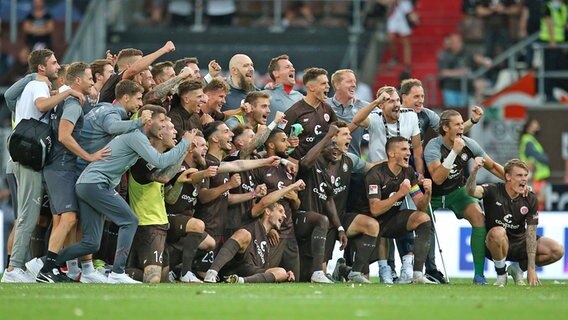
[8,112,53,171]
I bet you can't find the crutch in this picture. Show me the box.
[428,202,451,284]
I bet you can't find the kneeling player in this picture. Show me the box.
[466,158,564,286]
[204,180,306,283]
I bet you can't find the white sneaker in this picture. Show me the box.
[494,273,508,287]
[1,267,36,283]
[25,257,44,279]
[203,269,218,283]
[347,271,371,284]
[398,255,413,284]
[311,270,334,284]
[412,271,438,284]
[379,265,393,284]
[180,270,203,283]
[107,272,142,284]
[80,271,108,283]
[507,263,526,286]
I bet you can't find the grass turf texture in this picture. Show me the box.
[1,279,567,319]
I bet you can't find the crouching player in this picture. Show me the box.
[466,158,564,286]
[204,180,306,283]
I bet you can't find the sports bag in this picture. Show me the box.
[8,112,53,171]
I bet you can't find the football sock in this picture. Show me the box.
[471,227,487,276]
[210,238,240,272]
[126,267,143,281]
[41,251,58,272]
[493,258,506,275]
[81,260,96,275]
[182,232,202,274]
[66,259,80,277]
[5,255,10,269]
[244,272,276,283]
[311,225,327,271]
[352,235,376,273]
[413,221,432,271]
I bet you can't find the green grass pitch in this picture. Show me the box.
[1,279,567,319]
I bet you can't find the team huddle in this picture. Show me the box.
[1,42,564,286]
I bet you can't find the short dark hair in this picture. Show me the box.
[303,67,328,85]
[400,78,423,96]
[330,120,348,130]
[151,61,174,79]
[28,49,54,73]
[65,62,90,84]
[178,79,204,97]
[232,124,253,139]
[115,79,144,100]
[116,48,143,71]
[138,104,167,119]
[385,136,409,153]
[203,78,230,94]
[203,121,225,141]
[265,128,286,149]
[173,57,199,74]
[267,54,289,81]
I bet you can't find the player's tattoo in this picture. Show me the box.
[241,127,272,159]
[146,73,184,101]
[165,182,184,204]
[465,167,478,197]
[526,224,537,270]
[150,156,185,183]
[143,265,162,283]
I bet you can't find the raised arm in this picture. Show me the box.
[218,156,280,173]
[123,41,176,79]
[483,154,505,181]
[465,157,486,199]
[352,98,381,129]
[103,109,150,135]
[145,66,192,101]
[299,125,339,169]
[427,137,465,185]
[251,180,306,217]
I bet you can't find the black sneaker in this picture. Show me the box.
[331,258,347,282]
[37,268,74,283]
[425,269,448,284]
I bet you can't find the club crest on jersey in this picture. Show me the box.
[324,113,330,122]
[461,153,468,161]
[520,206,529,215]
[369,184,378,195]
[342,163,348,172]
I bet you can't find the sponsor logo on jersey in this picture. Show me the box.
[314,125,322,135]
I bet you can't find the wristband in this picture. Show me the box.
[268,121,277,130]
[280,158,290,166]
[470,117,479,124]
[337,226,345,232]
[442,150,457,170]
